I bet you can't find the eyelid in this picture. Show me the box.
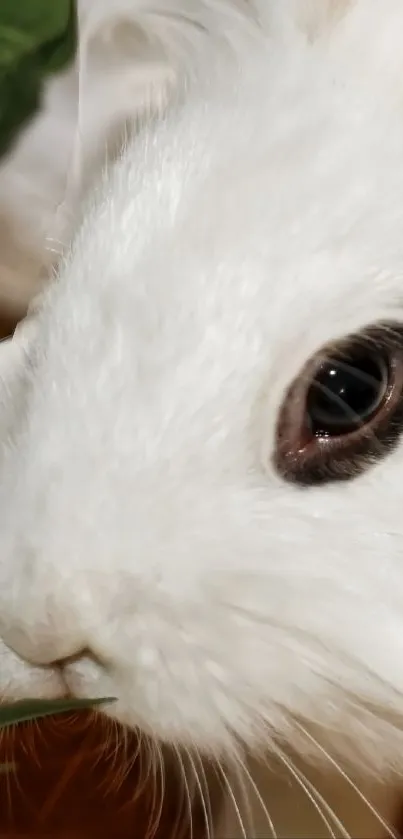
[273,323,403,486]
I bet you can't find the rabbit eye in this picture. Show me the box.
[306,351,388,436]
[274,324,403,485]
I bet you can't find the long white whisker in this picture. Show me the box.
[175,746,194,839]
[232,753,277,838]
[154,740,165,839]
[277,749,348,839]
[192,748,214,839]
[215,761,247,839]
[294,722,397,839]
[185,747,211,839]
[229,757,256,838]
[146,738,164,839]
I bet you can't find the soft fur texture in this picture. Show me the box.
[0,0,254,315]
[2,0,403,795]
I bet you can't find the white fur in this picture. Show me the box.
[2,0,403,784]
[0,0,255,315]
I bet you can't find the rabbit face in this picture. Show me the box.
[1,1,403,769]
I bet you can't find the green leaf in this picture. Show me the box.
[0,56,41,157]
[0,0,75,68]
[0,1,77,158]
[0,697,116,729]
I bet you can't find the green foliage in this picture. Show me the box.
[0,0,77,157]
[0,696,115,729]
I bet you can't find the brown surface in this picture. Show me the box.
[395,802,403,839]
[0,711,222,838]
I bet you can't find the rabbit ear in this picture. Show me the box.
[63,0,253,216]
[77,0,255,51]
[43,0,262,247]
[74,0,258,105]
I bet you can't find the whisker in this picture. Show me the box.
[185,748,211,839]
[174,745,194,839]
[170,745,188,839]
[232,752,277,838]
[146,738,164,839]
[198,751,216,831]
[215,761,247,839]
[276,748,350,839]
[227,756,256,838]
[294,721,398,839]
[111,721,134,793]
[154,739,166,839]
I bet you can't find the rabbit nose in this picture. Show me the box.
[0,622,87,668]
[0,581,94,668]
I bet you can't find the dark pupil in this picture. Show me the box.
[306,351,388,436]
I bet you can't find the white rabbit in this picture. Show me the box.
[2,1,403,833]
